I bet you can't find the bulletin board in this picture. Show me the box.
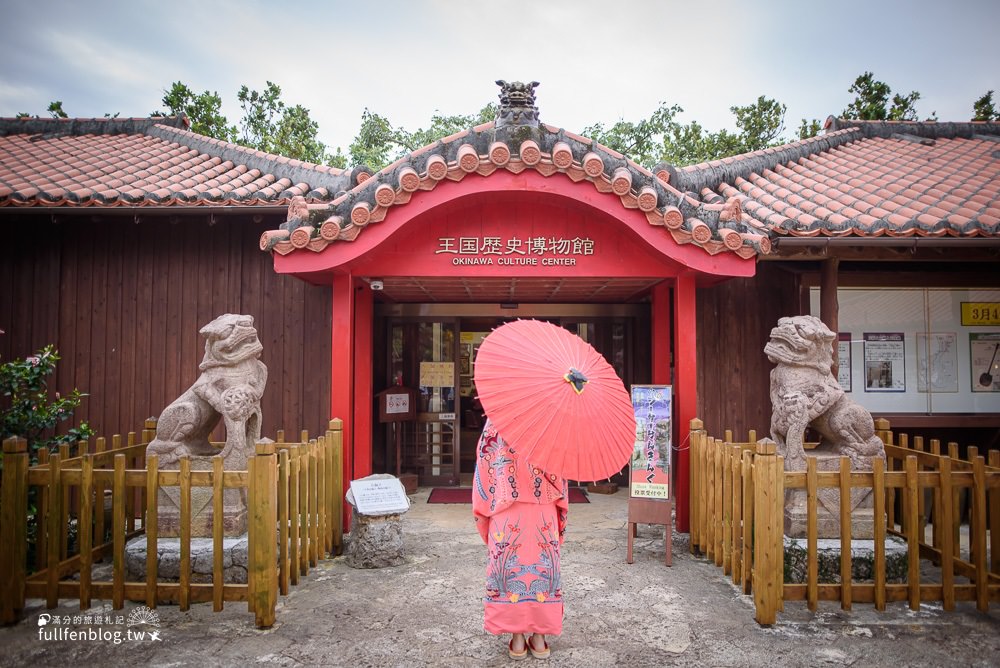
[810,287,1000,414]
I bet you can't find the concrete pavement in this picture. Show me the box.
[2,487,998,666]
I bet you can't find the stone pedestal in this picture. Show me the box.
[784,535,908,584]
[783,453,879,539]
[345,512,406,569]
[344,473,410,569]
[157,455,247,538]
[125,535,249,584]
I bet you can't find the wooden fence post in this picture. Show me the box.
[689,418,703,555]
[329,419,344,556]
[1,437,29,624]
[753,441,782,625]
[249,441,278,628]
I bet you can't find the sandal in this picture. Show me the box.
[508,636,529,661]
[528,635,550,659]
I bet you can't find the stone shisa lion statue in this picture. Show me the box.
[763,315,885,538]
[146,313,268,537]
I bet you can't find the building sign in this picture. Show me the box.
[435,235,595,266]
[961,302,1000,326]
[629,385,671,500]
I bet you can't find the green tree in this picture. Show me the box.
[158,81,236,141]
[841,71,922,121]
[798,118,822,139]
[47,101,68,119]
[973,91,998,121]
[583,102,684,168]
[348,104,498,170]
[731,96,786,152]
[585,96,792,168]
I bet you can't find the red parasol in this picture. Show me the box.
[473,319,636,481]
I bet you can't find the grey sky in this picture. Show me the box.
[1,0,998,157]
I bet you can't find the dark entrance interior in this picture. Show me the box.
[372,304,652,486]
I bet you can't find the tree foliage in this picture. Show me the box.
[584,96,790,168]
[348,104,497,171]
[972,91,998,121]
[841,71,924,121]
[153,80,336,166]
[159,81,235,141]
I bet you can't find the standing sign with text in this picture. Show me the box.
[629,385,671,500]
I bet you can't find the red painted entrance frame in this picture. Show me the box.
[273,170,755,533]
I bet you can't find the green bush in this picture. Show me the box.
[1,344,94,463]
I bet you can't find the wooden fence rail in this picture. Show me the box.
[0,419,344,628]
[689,418,1000,625]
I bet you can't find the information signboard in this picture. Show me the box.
[629,385,671,500]
[348,477,411,516]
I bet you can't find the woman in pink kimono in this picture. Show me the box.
[473,418,569,660]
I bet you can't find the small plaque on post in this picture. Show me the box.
[348,476,411,516]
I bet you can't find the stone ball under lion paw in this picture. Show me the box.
[221,385,256,420]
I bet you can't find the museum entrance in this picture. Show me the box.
[373,303,651,486]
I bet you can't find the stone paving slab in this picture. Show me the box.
[2,488,998,667]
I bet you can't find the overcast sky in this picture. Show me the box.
[2,0,998,156]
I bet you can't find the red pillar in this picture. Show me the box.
[651,282,671,385]
[352,278,374,481]
[331,274,354,511]
[673,271,697,533]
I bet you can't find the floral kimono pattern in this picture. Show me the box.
[473,419,569,636]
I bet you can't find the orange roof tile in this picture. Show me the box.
[0,116,364,208]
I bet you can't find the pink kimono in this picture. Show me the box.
[472,419,569,636]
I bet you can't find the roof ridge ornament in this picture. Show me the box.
[495,80,540,128]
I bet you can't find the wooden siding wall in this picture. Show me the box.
[0,213,332,440]
[696,262,800,438]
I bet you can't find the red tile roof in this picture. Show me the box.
[265,118,1000,261]
[0,116,367,208]
[4,111,998,261]
[674,119,1000,243]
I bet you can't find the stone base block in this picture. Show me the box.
[346,513,405,569]
[783,534,908,584]
[125,535,249,584]
[156,455,247,538]
[784,505,880,540]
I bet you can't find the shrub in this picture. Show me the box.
[1,345,94,463]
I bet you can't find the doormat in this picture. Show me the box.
[427,487,589,504]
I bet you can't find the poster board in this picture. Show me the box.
[810,287,1000,413]
[629,385,672,499]
[626,385,672,566]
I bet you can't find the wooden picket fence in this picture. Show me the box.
[0,419,344,628]
[689,418,1000,624]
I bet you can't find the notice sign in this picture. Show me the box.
[864,332,906,392]
[629,385,671,500]
[971,333,1000,393]
[838,332,852,392]
[419,361,454,388]
[349,477,410,516]
[385,392,410,415]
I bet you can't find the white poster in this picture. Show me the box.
[916,332,958,393]
[864,332,905,392]
[970,333,1000,393]
[837,333,852,392]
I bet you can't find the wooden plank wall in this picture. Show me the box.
[0,213,332,440]
[696,262,801,439]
